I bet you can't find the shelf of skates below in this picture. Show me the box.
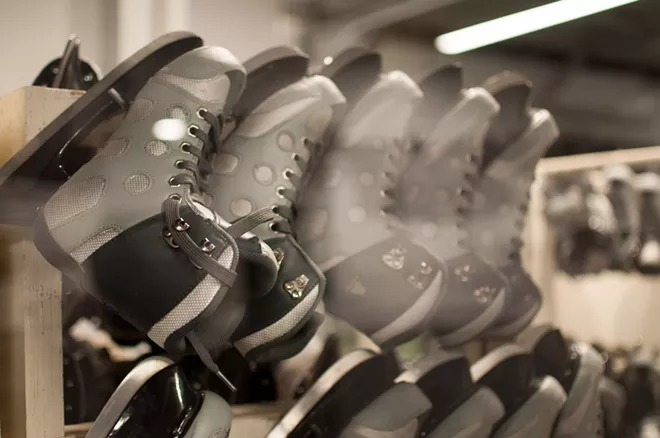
[536,145,660,175]
[62,403,286,438]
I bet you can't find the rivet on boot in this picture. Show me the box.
[273,248,285,265]
[174,218,190,231]
[200,238,215,253]
[284,274,309,299]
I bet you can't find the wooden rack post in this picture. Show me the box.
[0,86,84,438]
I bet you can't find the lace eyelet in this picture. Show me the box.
[283,168,294,180]
[380,190,387,198]
[301,137,309,146]
[181,142,191,153]
[276,186,286,198]
[196,108,208,119]
[174,160,185,169]
[169,193,182,202]
[168,177,180,187]
[188,125,199,137]
[269,222,281,233]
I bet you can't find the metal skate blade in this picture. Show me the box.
[267,349,399,438]
[86,356,173,438]
[0,31,204,225]
[233,46,309,121]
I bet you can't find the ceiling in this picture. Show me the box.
[394,0,660,74]
[289,0,660,75]
[287,0,660,155]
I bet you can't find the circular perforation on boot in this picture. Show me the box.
[277,132,295,151]
[436,189,449,202]
[348,206,366,223]
[124,173,152,194]
[372,138,385,150]
[323,168,342,188]
[406,185,420,203]
[230,198,253,218]
[481,231,494,245]
[359,172,374,187]
[451,157,464,169]
[214,153,239,175]
[125,98,155,122]
[96,137,130,159]
[421,222,438,238]
[298,209,328,241]
[145,139,171,157]
[254,165,275,185]
[167,105,191,123]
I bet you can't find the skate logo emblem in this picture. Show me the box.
[382,246,407,270]
[348,276,367,296]
[408,261,434,290]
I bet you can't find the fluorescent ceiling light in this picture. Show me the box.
[435,0,639,54]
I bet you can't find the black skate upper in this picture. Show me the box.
[209,49,346,362]
[297,51,445,349]
[396,66,509,346]
[466,72,559,338]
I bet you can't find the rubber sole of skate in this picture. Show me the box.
[0,32,203,225]
[86,357,173,438]
[267,349,400,438]
[232,46,310,121]
[320,47,382,106]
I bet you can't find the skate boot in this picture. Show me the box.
[600,376,626,438]
[86,357,232,438]
[620,348,660,434]
[471,344,567,438]
[519,325,604,438]
[634,172,660,274]
[604,164,641,270]
[34,46,266,388]
[397,350,504,438]
[267,349,402,438]
[464,71,559,338]
[339,381,431,438]
[296,50,447,349]
[209,48,346,363]
[396,65,509,347]
[0,32,204,225]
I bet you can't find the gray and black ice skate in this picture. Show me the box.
[519,325,605,438]
[465,71,559,338]
[297,49,446,349]
[634,172,660,274]
[34,46,272,387]
[397,65,509,347]
[397,350,504,438]
[209,47,346,363]
[471,344,567,438]
[604,164,641,270]
[86,357,232,438]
